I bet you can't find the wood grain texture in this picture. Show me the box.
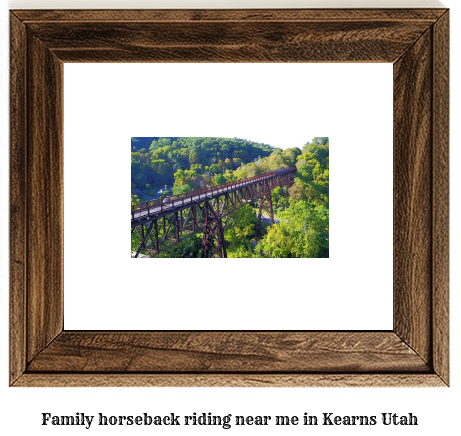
[26,34,64,361]
[432,11,449,385]
[9,9,449,387]
[393,29,432,365]
[13,374,446,388]
[27,21,432,63]
[9,13,27,386]
[27,332,429,373]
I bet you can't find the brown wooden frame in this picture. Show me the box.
[10,9,449,387]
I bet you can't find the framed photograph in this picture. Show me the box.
[10,9,449,386]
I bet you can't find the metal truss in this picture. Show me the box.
[201,201,227,258]
[255,180,275,239]
[131,168,296,258]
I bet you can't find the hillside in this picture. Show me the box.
[131,137,279,199]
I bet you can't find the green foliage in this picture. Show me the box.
[213,174,226,185]
[224,205,257,257]
[131,137,278,194]
[281,147,302,167]
[131,229,142,253]
[131,194,140,206]
[255,201,329,258]
[174,168,202,191]
[271,186,290,213]
[157,234,203,258]
[225,205,257,245]
[227,245,254,258]
[172,184,192,195]
[294,137,329,207]
[209,164,220,174]
[223,170,237,183]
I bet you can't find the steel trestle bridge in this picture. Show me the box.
[131,167,296,258]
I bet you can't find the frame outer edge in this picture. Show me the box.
[9,8,448,23]
[9,12,27,386]
[432,10,449,386]
[9,9,449,388]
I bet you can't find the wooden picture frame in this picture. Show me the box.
[10,9,449,387]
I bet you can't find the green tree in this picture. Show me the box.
[255,201,329,258]
[131,194,140,206]
[209,163,220,174]
[271,186,289,212]
[224,205,257,256]
[172,184,192,195]
[157,233,203,258]
[213,174,226,185]
[131,229,142,253]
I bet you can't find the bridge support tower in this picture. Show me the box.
[256,180,275,238]
[201,200,227,258]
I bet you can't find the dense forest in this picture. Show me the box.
[131,137,329,258]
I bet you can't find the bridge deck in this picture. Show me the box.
[131,167,296,227]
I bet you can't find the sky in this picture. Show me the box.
[212,134,320,150]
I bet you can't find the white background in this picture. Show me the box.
[1,0,459,435]
[64,63,392,330]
